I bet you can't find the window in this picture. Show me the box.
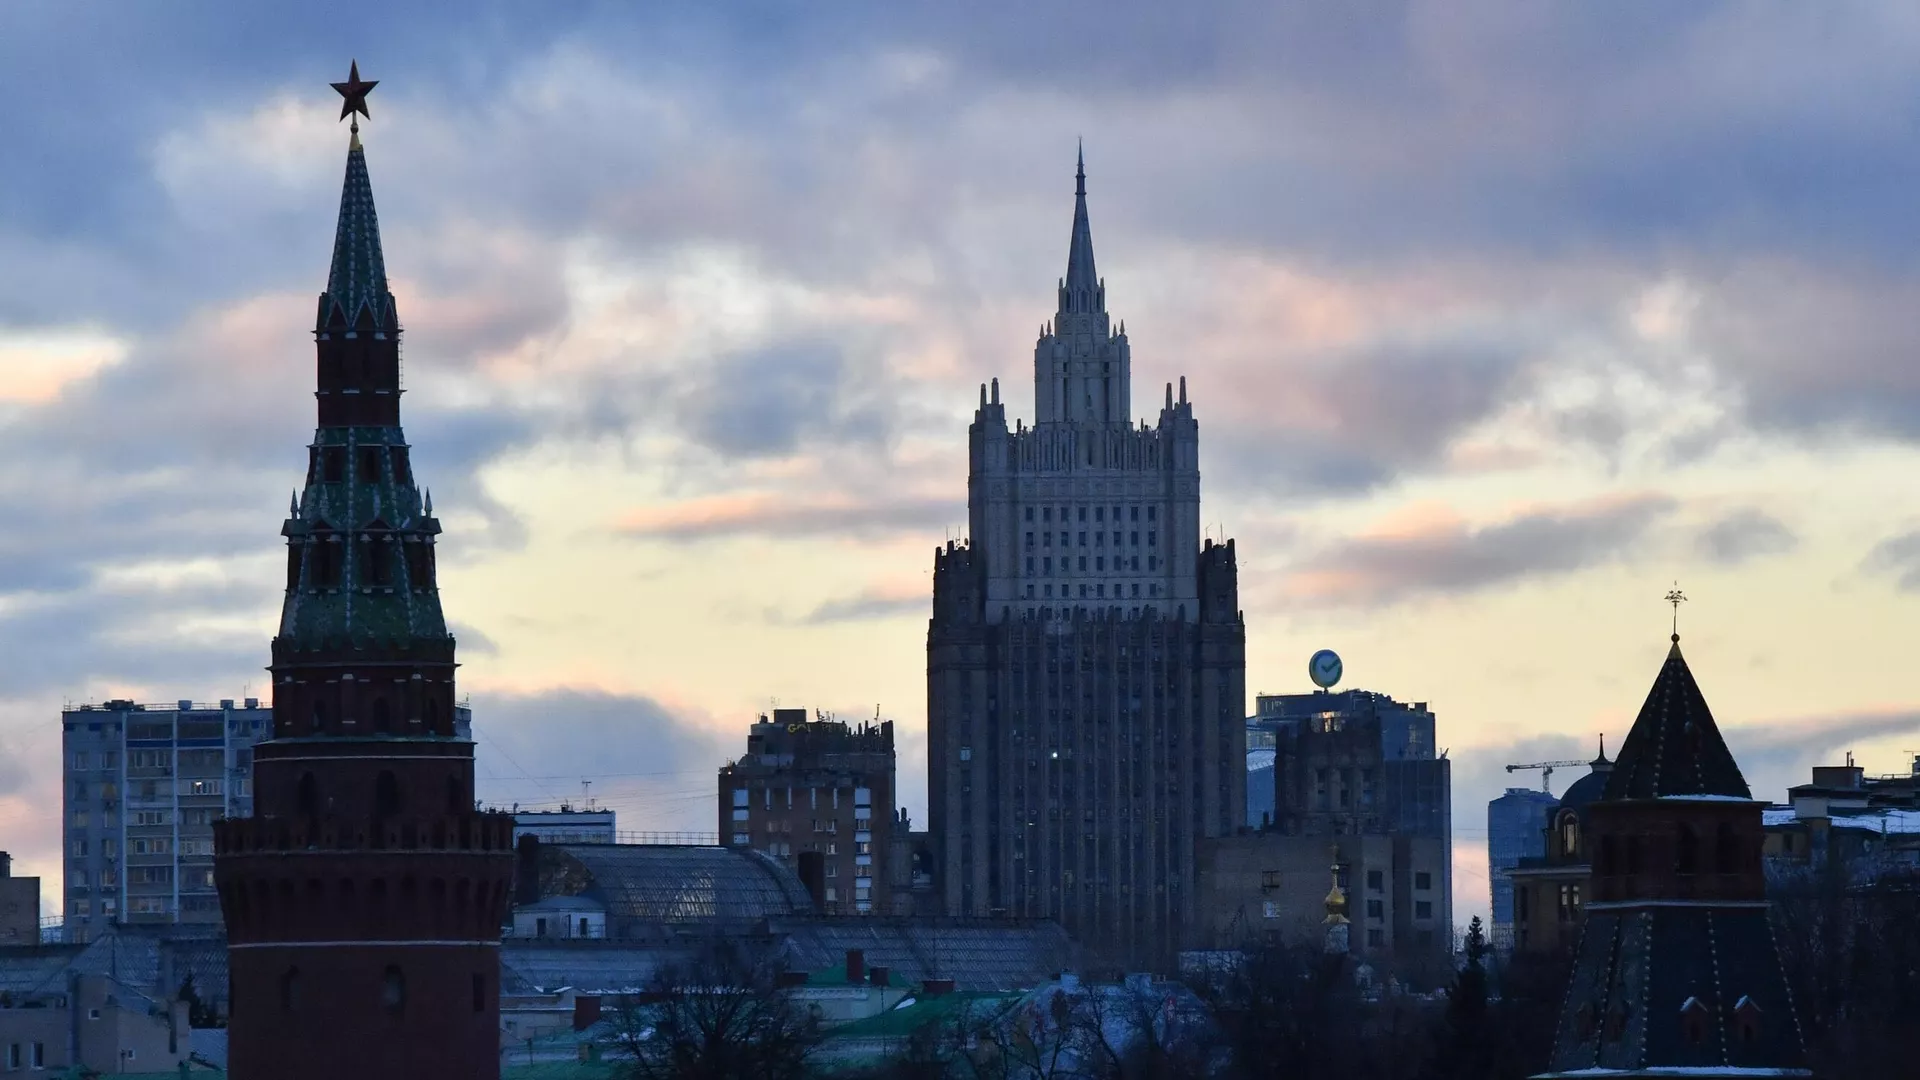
[70,751,90,770]
[1415,901,1433,919]
[383,966,405,1013]
[30,1043,43,1068]
[1025,507,1034,522]
[958,746,971,763]
[358,445,382,482]
[1367,899,1383,919]
[392,446,411,484]
[1261,900,1280,919]
[6,1044,17,1069]
[1560,813,1581,859]
[1415,872,1432,891]
[323,446,345,482]
[1367,870,1383,892]
[1367,928,1383,947]
[71,839,87,858]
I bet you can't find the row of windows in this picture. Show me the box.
[730,786,872,810]
[1025,505,1156,524]
[290,532,436,592]
[1025,583,1159,601]
[307,443,413,486]
[1027,530,1157,550]
[1026,555,1158,575]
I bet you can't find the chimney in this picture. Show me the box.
[921,978,955,998]
[797,851,827,910]
[870,965,890,987]
[515,835,541,906]
[845,949,865,985]
[0,852,10,878]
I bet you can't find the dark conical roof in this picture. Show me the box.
[317,134,398,333]
[1601,636,1751,801]
[1062,143,1099,307]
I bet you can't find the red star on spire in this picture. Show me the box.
[331,60,378,122]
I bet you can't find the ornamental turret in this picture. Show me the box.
[1538,626,1808,1079]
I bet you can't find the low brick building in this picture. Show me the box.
[718,710,896,915]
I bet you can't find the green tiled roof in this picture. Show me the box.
[827,990,1022,1042]
[501,1064,623,1080]
[318,140,396,332]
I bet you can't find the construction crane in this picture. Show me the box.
[1506,759,1587,794]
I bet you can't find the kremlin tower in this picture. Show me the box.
[212,64,515,1079]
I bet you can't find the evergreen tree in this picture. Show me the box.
[1426,917,1494,1080]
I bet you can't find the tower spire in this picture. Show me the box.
[319,61,395,335]
[1061,142,1100,314]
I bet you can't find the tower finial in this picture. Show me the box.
[1665,582,1687,643]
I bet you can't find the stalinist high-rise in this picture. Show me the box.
[927,152,1246,970]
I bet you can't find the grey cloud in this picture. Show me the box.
[1862,529,1920,592]
[788,590,925,626]
[676,340,896,460]
[1695,508,1797,566]
[466,687,732,832]
[1204,328,1540,498]
[1281,494,1678,608]
[616,495,960,544]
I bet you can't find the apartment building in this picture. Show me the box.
[718,709,895,915]
[60,697,470,939]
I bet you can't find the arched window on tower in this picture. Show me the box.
[1676,824,1700,875]
[375,770,400,826]
[382,965,405,1014]
[372,697,391,735]
[310,525,340,588]
[311,699,327,736]
[1716,822,1740,874]
[286,543,301,591]
[446,775,464,814]
[1559,812,1582,860]
[360,521,391,587]
[280,967,300,1012]
[297,772,318,818]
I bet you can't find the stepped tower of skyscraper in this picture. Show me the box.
[928,149,1246,971]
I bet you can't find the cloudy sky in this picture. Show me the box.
[5,1,1920,927]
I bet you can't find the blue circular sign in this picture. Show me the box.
[1308,649,1343,689]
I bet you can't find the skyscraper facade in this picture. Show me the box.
[1486,786,1559,950]
[927,153,1246,970]
[212,73,514,1079]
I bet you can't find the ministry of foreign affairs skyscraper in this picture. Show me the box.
[928,152,1246,970]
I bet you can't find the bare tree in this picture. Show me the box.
[1071,978,1222,1080]
[1773,861,1920,1078]
[604,939,821,1080]
[1188,939,1434,1080]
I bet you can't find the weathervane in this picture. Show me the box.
[331,59,378,139]
[1665,581,1687,639]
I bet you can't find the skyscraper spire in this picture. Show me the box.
[1061,142,1100,314]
